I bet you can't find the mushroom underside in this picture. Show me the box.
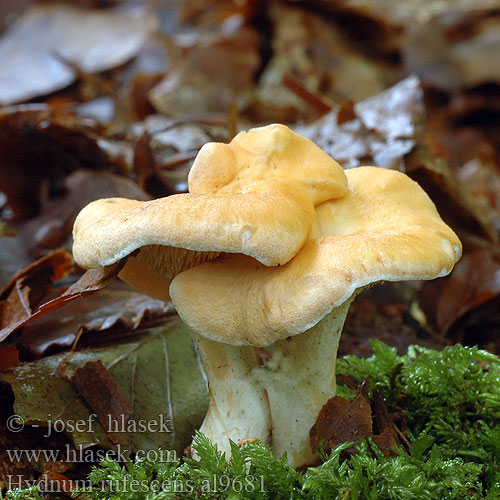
[118,245,224,301]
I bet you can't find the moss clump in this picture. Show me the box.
[336,340,500,493]
[4,342,500,499]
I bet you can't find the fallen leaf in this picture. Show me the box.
[406,11,500,90]
[308,0,500,49]
[133,118,228,193]
[371,388,409,453]
[19,284,173,359]
[355,75,423,142]
[0,105,114,219]
[287,0,405,55]
[455,157,500,235]
[297,75,424,170]
[0,345,20,370]
[150,23,260,116]
[0,249,74,338]
[0,260,123,344]
[134,131,170,198]
[0,4,157,104]
[310,379,372,455]
[0,319,208,454]
[310,377,406,457]
[433,247,500,343]
[406,146,498,243]
[65,360,132,447]
[251,1,391,123]
[25,169,150,253]
[38,471,78,498]
[0,168,150,289]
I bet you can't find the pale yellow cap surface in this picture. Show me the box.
[72,124,347,299]
[170,167,462,346]
[72,125,461,345]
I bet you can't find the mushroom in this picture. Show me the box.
[72,124,462,468]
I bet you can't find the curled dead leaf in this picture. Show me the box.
[0,249,74,342]
[19,284,173,359]
[0,258,124,344]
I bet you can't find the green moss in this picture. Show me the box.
[5,342,500,499]
[337,341,500,484]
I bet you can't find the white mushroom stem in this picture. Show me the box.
[192,333,272,457]
[191,297,354,468]
[255,297,354,468]
[191,297,355,467]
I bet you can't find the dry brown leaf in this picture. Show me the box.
[32,169,149,251]
[19,284,173,359]
[150,24,260,116]
[0,249,74,341]
[133,132,170,198]
[435,248,500,340]
[0,259,124,343]
[0,345,20,370]
[250,2,391,123]
[310,379,372,455]
[0,105,114,219]
[0,4,157,105]
[306,0,500,37]
[37,471,78,498]
[406,146,498,243]
[297,75,424,170]
[63,360,132,447]
[310,378,406,457]
[0,248,73,299]
[406,12,500,90]
[0,168,149,289]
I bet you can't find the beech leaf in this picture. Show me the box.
[19,284,173,359]
[310,378,406,457]
[310,379,372,455]
[0,260,124,344]
[0,249,74,342]
[0,319,208,455]
[65,360,132,447]
[296,75,424,171]
[0,5,157,105]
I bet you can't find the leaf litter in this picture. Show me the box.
[0,320,208,456]
[0,4,157,105]
[0,0,500,490]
